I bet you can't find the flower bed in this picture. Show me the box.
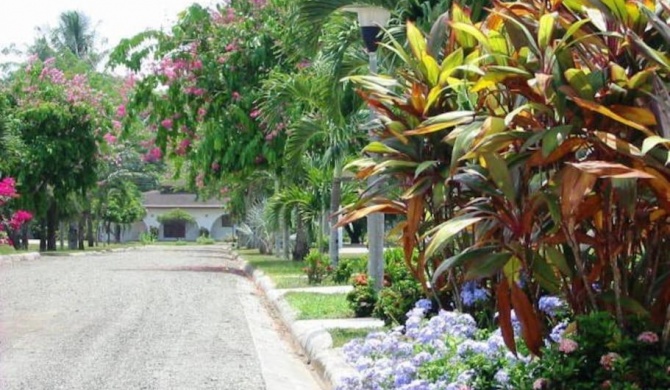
[337,300,670,390]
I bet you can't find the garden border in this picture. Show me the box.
[235,249,362,389]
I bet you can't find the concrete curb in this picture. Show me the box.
[235,251,360,389]
[0,246,142,264]
[0,251,41,265]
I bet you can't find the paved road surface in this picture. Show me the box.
[0,246,323,390]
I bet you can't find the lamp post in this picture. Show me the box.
[344,6,390,292]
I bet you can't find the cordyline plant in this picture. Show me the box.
[339,0,670,356]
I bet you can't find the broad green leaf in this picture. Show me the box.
[439,48,464,85]
[532,255,561,293]
[503,256,523,286]
[541,125,573,157]
[565,69,594,99]
[407,21,427,60]
[432,247,497,285]
[629,32,670,71]
[483,152,516,202]
[544,246,572,277]
[452,4,476,48]
[415,160,438,178]
[363,142,401,155]
[422,55,440,87]
[451,22,489,49]
[555,18,592,51]
[538,13,557,51]
[425,216,483,259]
[407,111,476,135]
[464,252,512,280]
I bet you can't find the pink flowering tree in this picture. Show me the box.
[5,57,102,250]
[0,177,33,249]
[109,0,303,216]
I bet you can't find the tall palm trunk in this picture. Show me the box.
[319,207,328,253]
[281,213,290,260]
[293,215,309,261]
[329,167,342,266]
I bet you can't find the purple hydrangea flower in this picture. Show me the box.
[538,296,566,317]
[460,281,489,307]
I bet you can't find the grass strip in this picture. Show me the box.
[283,292,353,320]
[329,327,380,347]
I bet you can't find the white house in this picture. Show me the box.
[121,191,233,242]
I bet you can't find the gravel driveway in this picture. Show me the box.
[0,246,322,390]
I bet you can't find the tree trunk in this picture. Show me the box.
[21,226,29,250]
[40,219,47,252]
[47,200,57,251]
[59,221,65,250]
[86,213,94,247]
[78,216,85,250]
[319,207,327,254]
[282,213,290,260]
[292,215,309,261]
[114,224,121,243]
[329,176,341,266]
[273,177,281,256]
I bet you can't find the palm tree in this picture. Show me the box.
[51,11,97,63]
[259,48,368,265]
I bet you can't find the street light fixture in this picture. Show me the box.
[343,6,390,292]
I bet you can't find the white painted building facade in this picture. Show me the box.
[121,191,233,242]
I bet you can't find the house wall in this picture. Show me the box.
[142,207,233,241]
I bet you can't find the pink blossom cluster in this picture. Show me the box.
[0,177,18,199]
[175,138,191,156]
[558,338,578,354]
[144,147,163,162]
[599,352,620,371]
[637,331,659,344]
[211,7,236,25]
[195,173,205,189]
[103,133,118,144]
[157,55,203,84]
[38,58,65,85]
[9,210,33,230]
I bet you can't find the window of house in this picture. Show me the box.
[221,214,232,227]
[164,221,186,238]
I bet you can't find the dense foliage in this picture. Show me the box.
[340,0,670,357]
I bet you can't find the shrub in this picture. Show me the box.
[371,249,425,325]
[303,249,332,285]
[525,312,670,389]
[157,209,195,224]
[196,235,215,245]
[331,256,367,284]
[174,239,187,246]
[374,279,423,325]
[346,273,377,318]
[139,232,156,245]
[340,0,670,354]
[198,227,210,238]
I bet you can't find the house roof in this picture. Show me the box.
[143,191,224,209]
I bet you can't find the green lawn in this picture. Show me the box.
[237,248,350,289]
[329,327,380,347]
[283,292,353,320]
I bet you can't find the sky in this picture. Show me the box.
[0,0,213,69]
